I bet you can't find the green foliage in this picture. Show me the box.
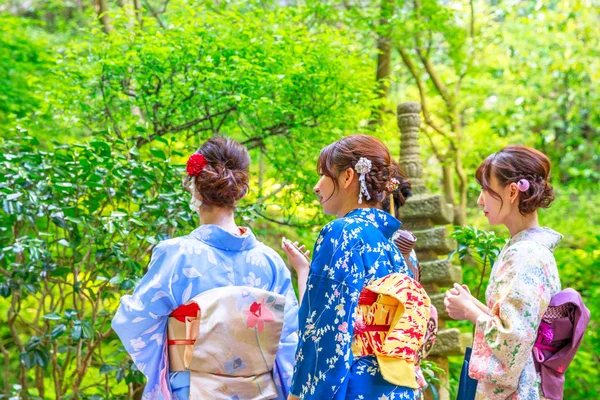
[472,0,600,187]
[449,226,506,299]
[0,16,54,132]
[50,1,375,225]
[0,134,195,397]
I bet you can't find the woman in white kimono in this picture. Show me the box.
[444,145,562,399]
[112,137,299,400]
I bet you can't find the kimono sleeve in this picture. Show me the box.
[469,242,554,396]
[269,251,300,398]
[290,222,364,399]
[111,241,181,400]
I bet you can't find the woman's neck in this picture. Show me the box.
[505,211,539,237]
[337,201,371,218]
[199,207,239,235]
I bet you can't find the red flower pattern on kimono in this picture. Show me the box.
[244,299,275,333]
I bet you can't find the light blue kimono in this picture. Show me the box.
[290,208,418,400]
[112,225,299,400]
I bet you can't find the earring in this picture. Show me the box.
[189,196,203,212]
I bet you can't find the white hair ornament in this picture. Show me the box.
[355,157,372,204]
[188,181,203,212]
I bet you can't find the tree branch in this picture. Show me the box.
[141,0,165,29]
[135,106,236,147]
[252,209,312,229]
[398,47,454,140]
[416,48,455,111]
[241,123,290,150]
[99,74,123,139]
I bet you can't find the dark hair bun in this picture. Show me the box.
[190,137,250,208]
[317,134,395,204]
[381,161,412,213]
[364,165,392,202]
[519,175,554,214]
[476,144,555,215]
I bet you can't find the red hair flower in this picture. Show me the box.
[186,153,207,176]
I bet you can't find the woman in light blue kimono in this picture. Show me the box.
[112,137,299,400]
[282,135,422,400]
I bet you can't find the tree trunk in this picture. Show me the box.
[258,150,264,198]
[372,0,394,123]
[133,0,143,27]
[442,161,455,206]
[451,117,467,226]
[96,0,113,34]
[454,148,468,226]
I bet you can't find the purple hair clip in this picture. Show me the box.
[517,179,530,192]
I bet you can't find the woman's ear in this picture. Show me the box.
[508,182,519,204]
[341,167,355,189]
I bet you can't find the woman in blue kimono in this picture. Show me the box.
[282,135,420,400]
[112,137,299,400]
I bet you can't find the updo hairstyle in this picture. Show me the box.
[381,161,413,214]
[317,134,397,204]
[475,145,555,215]
[185,136,250,208]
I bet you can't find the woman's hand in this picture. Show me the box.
[281,237,310,274]
[281,237,310,303]
[448,283,491,316]
[444,283,483,323]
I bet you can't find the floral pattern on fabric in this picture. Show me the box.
[290,208,418,400]
[111,225,299,400]
[469,227,562,400]
[183,286,285,399]
[352,273,431,389]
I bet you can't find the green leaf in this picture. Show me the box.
[64,308,78,320]
[6,193,22,201]
[71,323,82,341]
[116,368,125,383]
[109,275,123,285]
[51,267,72,278]
[20,351,34,370]
[100,364,118,374]
[51,324,67,339]
[0,283,11,298]
[33,348,49,368]
[150,149,167,160]
[24,283,36,294]
[119,279,135,290]
[43,312,62,320]
[81,320,94,339]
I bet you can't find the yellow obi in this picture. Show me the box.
[351,273,430,388]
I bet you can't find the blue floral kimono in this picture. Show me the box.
[112,225,299,400]
[290,208,419,400]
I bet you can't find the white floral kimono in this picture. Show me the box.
[469,227,562,400]
[111,225,299,400]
